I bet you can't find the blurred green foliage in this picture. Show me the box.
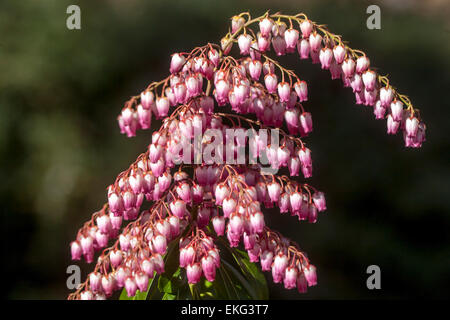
[1,0,449,299]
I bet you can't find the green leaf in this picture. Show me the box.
[231,249,269,299]
[158,275,174,293]
[162,293,176,300]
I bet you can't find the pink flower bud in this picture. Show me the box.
[277,146,291,166]
[137,104,152,129]
[70,241,82,260]
[165,87,176,106]
[125,277,137,297]
[220,37,232,55]
[110,249,123,268]
[312,191,327,212]
[155,220,171,240]
[80,290,94,300]
[285,109,300,135]
[108,191,124,215]
[297,272,308,293]
[277,82,291,102]
[298,147,312,168]
[290,191,303,213]
[308,204,318,223]
[214,79,230,106]
[362,70,377,91]
[231,15,245,33]
[143,172,155,193]
[101,275,116,296]
[267,181,281,202]
[201,255,216,282]
[364,88,378,106]
[215,184,229,205]
[355,89,366,105]
[135,272,149,292]
[249,41,261,60]
[248,60,262,80]
[259,18,273,38]
[278,192,290,213]
[356,55,370,73]
[297,38,310,60]
[238,34,253,55]
[262,61,275,76]
[186,263,202,284]
[294,80,308,102]
[89,272,102,292]
[284,267,298,289]
[405,116,419,137]
[390,100,404,122]
[168,216,180,238]
[186,74,203,97]
[122,190,136,210]
[272,36,286,56]
[180,246,195,268]
[309,32,322,52]
[191,184,204,204]
[370,100,383,119]
[158,172,172,192]
[174,83,187,104]
[208,49,220,67]
[229,214,244,236]
[80,235,94,256]
[152,235,167,255]
[95,229,108,248]
[333,44,346,64]
[212,216,225,236]
[250,211,265,234]
[121,107,134,127]
[170,53,185,74]
[342,58,355,78]
[300,19,313,38]
[319,47,333,69]
[304,265,317,286]
[141,258,155,277]
[115,267,130,288]
[329,61,342,80]
[222,197,237,218]
[264,73,278,94]
[272,253,288,282]
[176,182,192,203]
[119,234,130,251]
[155,97,170,119]
[284,28,299,53]
[288,156,301,176]
[257,33,271,52]
[380,86,394,107]
[248,243,260,262]
[243,232,256,250]
[300,112,313,135]
[350,74,363,93]
[260,250,274,271]
[96,215,112,234]
[152,253,165,274]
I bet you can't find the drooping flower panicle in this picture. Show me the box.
[68,11,425,300]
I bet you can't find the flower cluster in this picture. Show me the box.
[68,11,425,300]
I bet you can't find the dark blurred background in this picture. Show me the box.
[1,0,449,299]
